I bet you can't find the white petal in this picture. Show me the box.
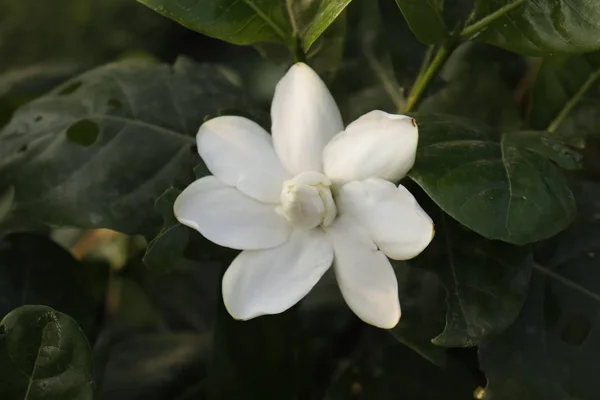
[174,176,291,250]
[323,110,418,183]
[327,216,401,329]
[222,228,334,319]
[271,63,344,175]
[337,178,434,260]
[197,116,289,203]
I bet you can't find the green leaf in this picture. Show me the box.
[0,305,94,399]
[95,332,210,400]
[143,188,190,270]
[325,331,477,399]
[393,0,449,45]
[473,0,600,56]
[479,179,600,399]
[0,57,252,236]
[419,42,523,130]
[0,233,106,338]
[389,261,448,365]
[302,0,353,52]
[529,52,600,142]
[415,215,532,347]
[137,0,291,46]
[409,114,576,244]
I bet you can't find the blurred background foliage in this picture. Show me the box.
[2,0,600,399]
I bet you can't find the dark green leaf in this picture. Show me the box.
[409,114,576,244]
[393,0,449,45]
[325,330,477,399]
[0,233,105,338]
[419,42,523,130]
[502,131,582,170]
[95,331,210,400]
[302,0,353,51]
[390,261,448,365]
[0,64,80,129]
[143,188,190,270]
[473,0,600,56]
[479,179,600,399]
[529,52,600,143]
[0,57,252,236]
[137,0,291,47]
[207,301,306,400]
[0,305,94,399]
[415,215,532,347]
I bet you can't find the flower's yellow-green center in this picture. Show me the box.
[276,171,337,229]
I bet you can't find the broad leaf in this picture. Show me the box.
[0,57,252,236]
[409,114,576,244]
[414,215,532,347]
[473,0,600,56]
[529,52,600,143]
[0,305,94,399]
[95,331,211,400]
[390,261,448,365]
[325,330,477,399]
[302,0,353,52]
[479,179,600,399]
[419,42,523,130]
[0,233,105,338]
[137,0,291,46]
[393,0,449,45]
[143,188,190,270]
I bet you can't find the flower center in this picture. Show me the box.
[276,171,337,229]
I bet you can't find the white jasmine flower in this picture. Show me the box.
[174,63,433,329]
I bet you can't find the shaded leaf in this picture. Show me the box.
[393,0,449,45]
[143,188,190,270]
[409,114,576,244]
[95,331,210,400]
[302,0,353,52]
[0,57,252,236]
[479,179,600,399]
[137,0,291,47]
[390,261,448,365]
[0,305,94,399]
[0,233,105,338]
[416,215,532,347]
[529,52,600,144]
[325,330,477,399]
[473,0,600,56]
[419,42,523,130]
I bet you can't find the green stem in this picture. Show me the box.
[404,45,451,112]
[547,69,600,133]
[459,0,527,41]
[533,263,600,303]
[403,0,528,112]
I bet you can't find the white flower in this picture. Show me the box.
[174,63,434,329]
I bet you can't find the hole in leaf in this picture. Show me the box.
[66,120,99,147]
[57,81,82,96]
[560,314,592,345]
[108,99,123,110]
[34,116,42,122]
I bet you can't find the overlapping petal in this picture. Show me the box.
[222,228,334,320]
[271,63,344,175]
[323,110,418,183]
[197,116,289,203]
[174,176,292,250]
[337,178,434,260]
[327,216,401,329]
